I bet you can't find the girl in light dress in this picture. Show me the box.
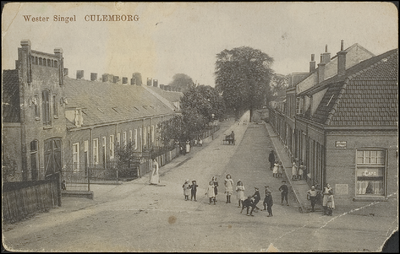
[277,161,283,178]
[236,180,245,208]
[205,181,216,205]
[182,179,191,201]
[273,162,279,178]
[224,174,234,203]
[292,161,298,180]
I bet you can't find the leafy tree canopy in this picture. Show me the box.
[168,73,194,92]
[215,46,274,120]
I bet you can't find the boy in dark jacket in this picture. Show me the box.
[263,191,273,217]
[190,180,198,201]
[279,181,289,206]
[252,187,261,211]
[240,196,254,216]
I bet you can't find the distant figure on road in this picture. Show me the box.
[186,140,190,153]
[273,161,279,178]
[224,174,234,203]
[240,196,254,216]
[198,138,203,146]
[307,186,318,212]
[182,180,191,201]
[322,183,333,215]
[205,181,216,205]
[61,180,66,190]
[149,159,160,185]
[190,180,198,201]
[212,176,219,201]
[291,161,298,180]
[230,131,235,145]
[279,181,289,206]
[263,191,273,217]
[268,150,275,171]
[236,180,245,208]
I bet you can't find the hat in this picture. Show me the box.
[192,180,196,183]
[265,186,269,188]
[255,187,259,190]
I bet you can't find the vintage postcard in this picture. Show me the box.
[2,2,398,252]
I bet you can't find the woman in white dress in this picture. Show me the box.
[149,159,160,185]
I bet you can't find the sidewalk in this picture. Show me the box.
[263,122,319,213]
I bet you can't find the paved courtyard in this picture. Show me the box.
[3,113,397,252]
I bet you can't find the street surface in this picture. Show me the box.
[3,112,397,252]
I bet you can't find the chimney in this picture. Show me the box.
[76,70,84,79]
[318,61,326,84]
[91,73,97,81]
[309,54,316,72]
[321,45,331,64]
[153,79,158,87]
[64,68,69,76]
[113,76,120,83]
[147,78,152,86]
[130,78,136,85]
[122,77,128,84]
[337,40,347,77]
[54,48,64,85]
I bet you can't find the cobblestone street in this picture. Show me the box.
[3,113,396,252]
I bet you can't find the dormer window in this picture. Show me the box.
[74,108,83,127]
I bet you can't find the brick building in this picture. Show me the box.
[296,47,398,205]
[3,40,66,181]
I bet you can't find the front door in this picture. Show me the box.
[44,138,62,179]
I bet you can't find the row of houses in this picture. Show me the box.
[3,40,183,182]
[269,41,398,206]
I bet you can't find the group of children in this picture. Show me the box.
[292,160,307,180]
[182,179,198,201]
[272,161,283,178]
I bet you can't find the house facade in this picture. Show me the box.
[3,40,66,181]
[296,47,398,205]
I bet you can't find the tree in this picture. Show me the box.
[215,47,274,120]
[269,73,288,100]
[168,73,194,92]
[132,72,142,86]
[115,141,138,178]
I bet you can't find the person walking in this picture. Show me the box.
[307,186,318,212]
[230,131,235,145]
[212,176,219,202]
[182,180,191,201]
[224,174,234,203]
[149,159,160,185]
[322,183,333,215]
[268,150,275,171]
[190,180,198,201]
[263,191,273,217]
[205,181,216,205]
[279,181,289,206]
[291,161,298,180]
[236,180,245,208]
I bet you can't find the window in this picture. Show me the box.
[34,95,40,119]
[109,135,114,159]
[30,140,39,180]
[84,140,89,166]
[129,130,133,143]
[134,129,138,150]
[117,133,120,148]
[42,90,51,125]
[102,137,107,167]
[123,132,127,147]
[53,95,58,118]
[93,138,99,165]
[356,150,386,196]
[151,125,155,142]
[296,97,303,115]
[72,143,79,171]
[143,127,147,145]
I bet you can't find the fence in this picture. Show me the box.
[3,176,61,223]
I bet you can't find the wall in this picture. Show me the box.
[3,123,23,181]
[325,130,397,207]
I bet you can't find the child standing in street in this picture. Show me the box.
[263,191,273,217]
[182,179,191,201]
[291,161,298,180]
[277,161,283,178]
[236,180,245,208]
[205,181,216,205]
[212,176,219,202]
[279,180,289,206]
[326,191,335,216]
[190,180,198,201]
[273,161,279,178]
[224,174,234,203]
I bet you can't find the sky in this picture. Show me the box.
[2,2,398,87]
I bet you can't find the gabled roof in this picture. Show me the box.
[2,69,20,123]
[64,77,175,128]
[311,48,398,126]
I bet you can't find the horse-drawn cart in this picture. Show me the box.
[222,133,235,145]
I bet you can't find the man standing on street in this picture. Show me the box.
[263,191,273,217]
[307,186,318,212]
[279,181,289,206]
[268,150,275,171]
